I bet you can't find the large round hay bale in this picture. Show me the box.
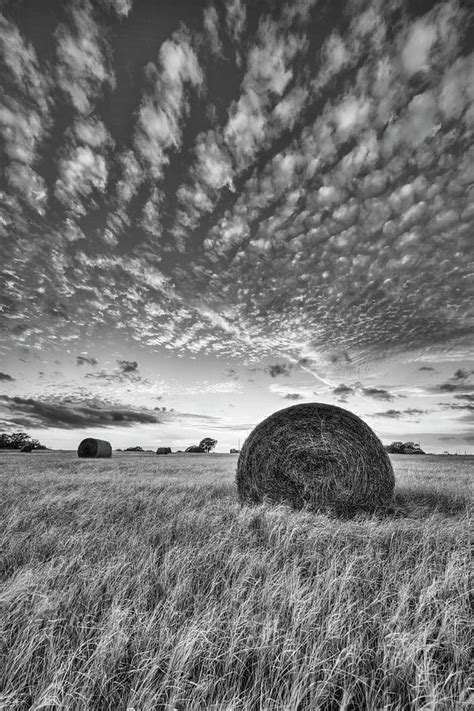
[236,403,394,513]
[77,438,112,458]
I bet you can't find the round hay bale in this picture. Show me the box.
[77,438,112,458]
[156,447,172,454]
[236,403,394,514]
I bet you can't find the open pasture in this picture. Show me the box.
[0,452,472,710]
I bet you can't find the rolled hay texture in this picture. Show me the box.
[236,403,394,514]
[156,447,172,454]
[77,438,112,458]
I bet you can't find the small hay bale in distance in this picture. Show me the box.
[236,403,395,514]
[185,445,205,453]
[77,438,112,458]
[156,446,172,454]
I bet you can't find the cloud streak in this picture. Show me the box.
[0,373,15,382]
[0,395,216,430]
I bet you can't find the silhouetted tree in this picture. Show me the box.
[0,432,46,450]
[385,441,425,454]
[199,437,217,453]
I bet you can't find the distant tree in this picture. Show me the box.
[10,432,31,449]
[385,441,405,454]
[199,437,217,453]
[0,432,46,450]
[0,434,11,449]
[385,441,425,455]
[125,446,144,452]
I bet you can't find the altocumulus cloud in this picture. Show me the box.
[0,0,472,391]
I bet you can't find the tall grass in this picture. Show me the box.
[1,453,472,710]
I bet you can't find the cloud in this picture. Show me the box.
[5,163,47,214]
[282,0,317,25]
[0,373,15,382]
[419,366,435,371]
[77,355,98,366]
[0,13,51,215]
[1,0,473,430]
[101,0,133,17]
[333,381,421,406]
[401,17,437,76]
[135,32,203,178]
[438,382,474,393]
[56,0,115,114]
[223,17,307,168]
[226,0,246,42]
[440,401,474,412]
[85,360,143,383]
[0,14,50,114]
[0,395,160,429]
[0,395,216,430]
[284,393,303,400]
[203,5,222,56]
[55,124,111,215]
[332,383,354,401]
[455,394,474,403]
[55,148,107,210]
[361,387,394,402]
[375,407,429,419]
[266,363,292,378]
[117,359,138,374]
[184,381,242,394]
[451,368,472,381]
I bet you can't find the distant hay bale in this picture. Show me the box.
[185,445,205,453]
[236,403,395,514]
[156,447,172,454]
[77,438,112,459]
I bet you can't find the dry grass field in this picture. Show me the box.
[0,451,472,710]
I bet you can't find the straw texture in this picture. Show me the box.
[236,403,394,514]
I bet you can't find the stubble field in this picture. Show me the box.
[0,451,472,710]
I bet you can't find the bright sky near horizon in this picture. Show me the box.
[0,0,473,453]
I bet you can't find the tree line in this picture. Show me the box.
[0,432,48,451]
[385,441,426,455]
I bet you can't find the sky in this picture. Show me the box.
[0,0,473,453]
